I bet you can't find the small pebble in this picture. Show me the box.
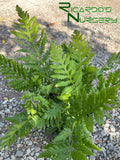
[16,150,23,157]
[28,140,33,146]
[2,100,8,104]
[11,155,16,160]
[4,109,10,114]
[26,148,31,155]
[89,156,95,160]
[110,125,116,132]
[118,152,120,158]
[3,97,8,101]
[5,158,10,160]
[0,122,4,128]
[28,156,35,160]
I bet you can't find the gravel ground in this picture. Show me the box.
[0,0,120,160]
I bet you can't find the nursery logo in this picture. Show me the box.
[59,2,117,23]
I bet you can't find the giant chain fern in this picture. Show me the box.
[0,5,120,160]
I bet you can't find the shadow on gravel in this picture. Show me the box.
[0,23,17,56]
[63,21,114,57]
[36,19,69,46]
[0,20,69,57]
[0,18,116,59]
[36,19,115,60]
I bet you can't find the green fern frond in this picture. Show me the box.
[98,52,120,72]
[11,6,52,84]
[37,140,71,160]
[82,137,101,151]
[86,85,119,125]
[53,128,72,142]
[50,31,96,101]
[107,52,120,65]
[0,54,33,91]
[84,114,94,132]
[0,112,32,151]
[74,142,96,156]
[43,102,64,121]
[28,115,46,130]
[68,30,95,65]
[72,150,88,160]
[12,6,39,43]
[16,5,29,20]
[105,69,120,87]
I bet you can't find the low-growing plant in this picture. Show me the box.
[0,5,120,160]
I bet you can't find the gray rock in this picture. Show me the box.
[28,156,35,160]
[35,152,39,157]
[30,151,35,156]
[104,123,109,129]
[43,141,47,145]
[103,136,108,142]
[31,147,35,151]
[110,132,116,137]
[4,153,9,159]
[4,109,10,114]
[0,112,5,118]
[17,144,21,148]
[89,156,95,160]
[112,120,116,125]
[101,146,107,157]
[0,122,4,128]
[16,150,23,157]
[26,148,31,155]
[107,143,114,150]
[0,152,4,157]
[9,98,15,102]
[115,132,119,138]
[28,140,33,146]
[11,155,16,160]
[108,135,113,141]
[110,125,115,132]
[118,152,120,158]
[2,100,8,104]
[3,104,7,108]
[35,147,40,152]
[9,105,13,109]
[101,130,107,137]
[40,132,44,136]
[12,103,17,107]
[0,157,3,160]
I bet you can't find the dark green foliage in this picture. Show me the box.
[0,112,32,151]
[0,5,120,160]
[0,54,33,91]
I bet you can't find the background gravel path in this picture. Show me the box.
[0,0,120,160]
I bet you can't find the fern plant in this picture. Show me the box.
[0,5,120,160]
